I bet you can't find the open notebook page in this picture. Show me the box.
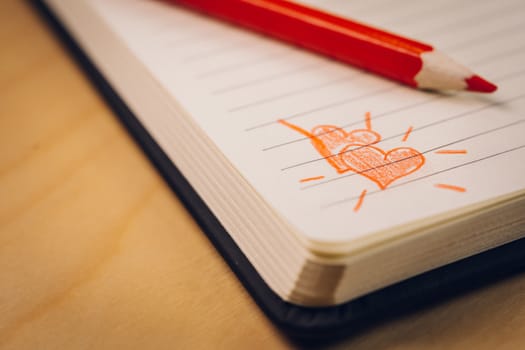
[86,0,525,251]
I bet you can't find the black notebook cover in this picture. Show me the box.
[31,0,525,339]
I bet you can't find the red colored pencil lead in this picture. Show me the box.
[465,75,498,93]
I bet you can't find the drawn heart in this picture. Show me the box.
[312,125,381,151]
[340,144,425,189]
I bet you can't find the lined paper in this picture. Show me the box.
[88,0,525,244]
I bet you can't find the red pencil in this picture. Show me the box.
[169,0,497,93]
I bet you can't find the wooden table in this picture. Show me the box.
[1,1,524,349]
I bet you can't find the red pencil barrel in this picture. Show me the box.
[171,0,433,87]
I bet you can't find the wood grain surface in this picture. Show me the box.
[1,1,524,349]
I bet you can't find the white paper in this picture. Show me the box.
[87,0,525,246]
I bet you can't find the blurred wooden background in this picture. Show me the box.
[1,1,524,349]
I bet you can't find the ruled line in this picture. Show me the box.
[350,0,406,17]
[227,73,362,112]
[443,21,524,52]
[469,45,525,66]
[188,33,521,82]
[302,119,525,190]
[211,63,321,94]
[281,94,525,172]
[321,144,525,209]
[195,50,296,78]
[262,94,441,150]
[378,0,467,27]
[413,0,522,38]
[245,84,397,130]
[491,67,525,83]
[145,17,202,33]
[259,68,525,150]
[165,29,222,48]
[182,40,258,62]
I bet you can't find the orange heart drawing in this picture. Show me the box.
[311,125,381,151]
[308,125,383,174]
[277,115,426,191]
[340,144,425,189]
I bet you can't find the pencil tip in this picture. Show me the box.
[465,75,497,93]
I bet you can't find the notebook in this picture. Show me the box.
[36,0,525,336]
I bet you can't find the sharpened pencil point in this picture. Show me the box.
[465,75,497,93]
